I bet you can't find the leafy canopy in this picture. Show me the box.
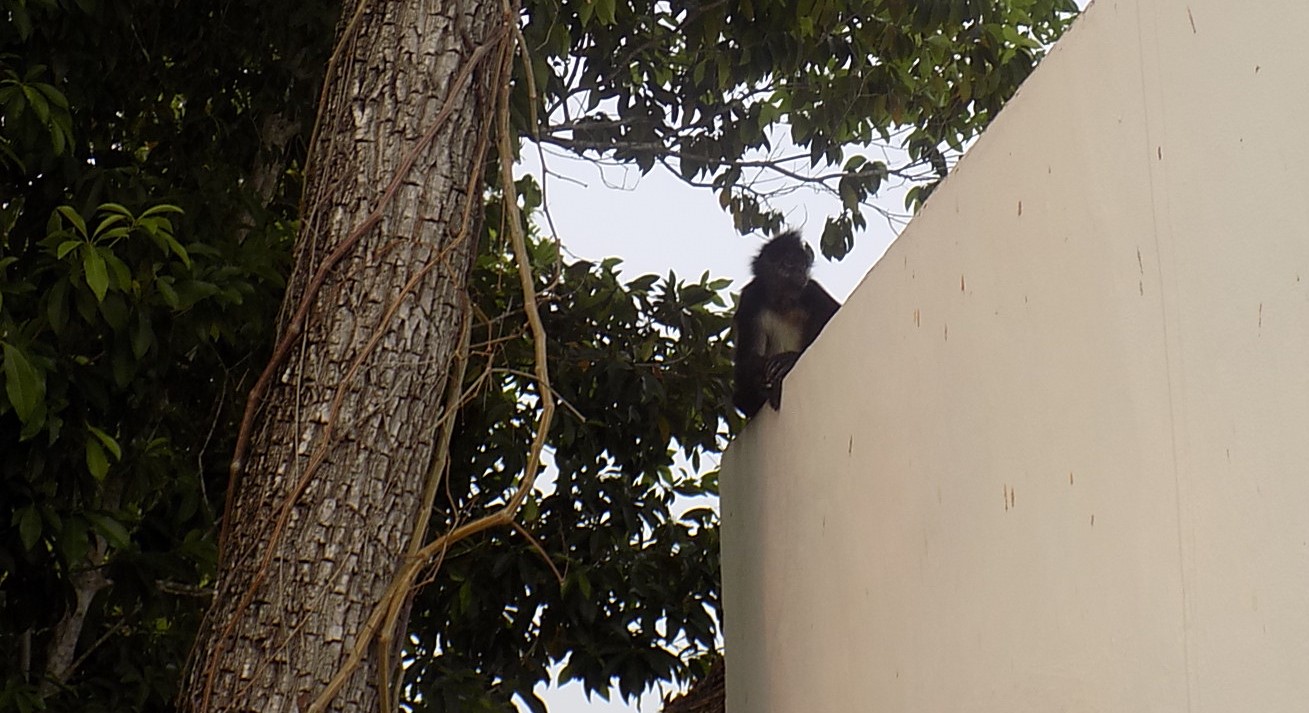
[519,0,1078,256]
[0,0,1076,710]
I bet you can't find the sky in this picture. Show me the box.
[519,142,905,305]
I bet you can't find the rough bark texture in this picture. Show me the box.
[183,2,499,711]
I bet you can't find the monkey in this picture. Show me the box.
[732,230,840,417]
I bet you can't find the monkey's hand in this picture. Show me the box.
[762,351,801,411]
[763,351,800,387]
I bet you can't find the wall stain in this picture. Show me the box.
[1137,248,1145,295]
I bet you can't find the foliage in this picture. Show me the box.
[0,0,1078,710]
[402,183,732,711]
[0,0,333,708]
[519,0,1079,257]
[0,198,284,712]
[1,197,727,713]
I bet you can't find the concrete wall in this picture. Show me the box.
[720,1,1309,710]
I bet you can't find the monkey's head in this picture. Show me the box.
[752,230,814,296]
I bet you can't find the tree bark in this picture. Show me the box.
[183,2,501,711]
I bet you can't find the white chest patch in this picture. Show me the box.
[759,308,805,354]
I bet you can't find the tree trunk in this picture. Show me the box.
[183,2,501,711]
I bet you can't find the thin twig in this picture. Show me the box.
[492,367,586,422]
[62,604,141,682]
[495,0,556,522]
[510,15,566,292]
[512,521,564,585]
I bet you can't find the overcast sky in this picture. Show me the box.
[519,142,905,304]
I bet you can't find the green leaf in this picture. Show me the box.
[87,425,123,461]
[99,202,133,217]
[2,342,44,424]
[457,580,474,613]
[57,205,87,238]
[83,244,109,301]
[131,311,154,358]
[93,212,129,238]
[139,204,184,218]
[22,85,49,124]
[110,338,134,388]
[85,438,110,480]
[156,277,180,308]
[56,239,81,259]
[34,82,69,110]
[43,285,70,338]
[85,512,132,550]
[58,516,90,565]
[160,232,192,268]
[11,4,31,40]
[98,292,129,330]
[99,226,132,243]
[839,178,859,210]
[102,250,132,291]
[17,506,41,551]
[50,119,68,155]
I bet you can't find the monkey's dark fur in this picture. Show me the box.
[732,231,840,417]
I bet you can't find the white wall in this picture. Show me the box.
[720,1,1309,710]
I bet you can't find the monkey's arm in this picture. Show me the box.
[800,281,840,345]
[762,351,800,411]
[761,283,838,412]
[763,351,801,385]
[733,350,768,417]
[732,283,768,417]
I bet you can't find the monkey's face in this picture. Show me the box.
[772,252,810,288]
[759,243,812,291]
[751,232,815,303]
